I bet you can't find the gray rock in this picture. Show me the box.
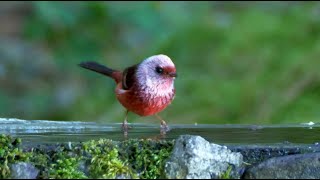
[10,162,39,179]
[165,135,243,179]
[115,174,132,179]
[244,152,320,179]
[78,160,90,177]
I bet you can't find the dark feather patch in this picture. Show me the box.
[122,64,138,90]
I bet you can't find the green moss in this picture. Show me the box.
[82,139,137,179]
[219,165,233,179]
[28,152,49,178]
[24,142,87,179]
[81,138,174,179]
[0,134,31,179]
[119,139,174,179]
[49,157,87,179]
[0,134,175,179]
[89,148,135,179]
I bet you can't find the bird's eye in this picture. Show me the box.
[155,66,163,74]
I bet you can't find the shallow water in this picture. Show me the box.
[1,118,319,146]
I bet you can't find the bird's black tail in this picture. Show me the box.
[78,61,116,77]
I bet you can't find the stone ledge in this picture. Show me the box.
[1,133,320,179]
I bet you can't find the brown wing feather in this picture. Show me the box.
[122,64,138,90]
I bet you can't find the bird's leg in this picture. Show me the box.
[122,110,129,137]
[155,114,169,135]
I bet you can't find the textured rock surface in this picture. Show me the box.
[10,162,39,179]
[165,135,243,179]
[244,152,320,179]
[228,144,320,166]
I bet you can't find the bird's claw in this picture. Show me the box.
[160,123,170,136]
[122,122,132,137]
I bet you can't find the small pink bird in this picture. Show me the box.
[79,54,177,135]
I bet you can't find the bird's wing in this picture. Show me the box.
[122,64,138,90]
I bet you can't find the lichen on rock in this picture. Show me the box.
[164,135,244,179]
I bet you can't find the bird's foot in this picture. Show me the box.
[160,123,169,132]
[160,123,170,136]
[122,122,131,138]
[155,114,170,135]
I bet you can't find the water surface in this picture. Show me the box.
[1,118,319,147]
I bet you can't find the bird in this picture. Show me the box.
[78,54,177,136]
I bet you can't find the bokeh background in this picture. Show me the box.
[1,1,320,125]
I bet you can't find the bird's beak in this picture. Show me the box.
[168,72,177,78]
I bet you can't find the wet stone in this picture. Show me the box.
[228,144,320,166]
[164,135,244,179]
[10,162,39,179]
[243,152,320,179]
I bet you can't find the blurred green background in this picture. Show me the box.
[1,1,320,125]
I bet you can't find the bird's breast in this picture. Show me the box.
[116,84,175,116]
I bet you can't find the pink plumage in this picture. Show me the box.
[79,54,177,135]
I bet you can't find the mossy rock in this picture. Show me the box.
[0,134,174,179]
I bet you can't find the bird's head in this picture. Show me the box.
[136,54,177,95]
